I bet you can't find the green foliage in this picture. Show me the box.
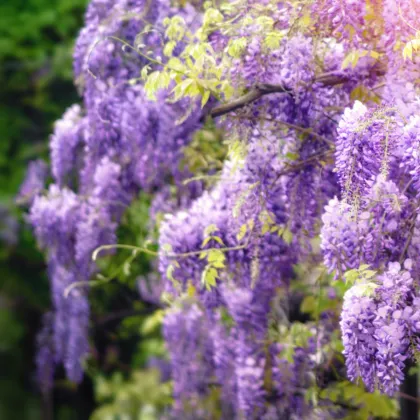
[141,0,312,107]
[0,0,87,197]
[402,32,420,61]
[320,381,399,419]
[181,121,226,184]
[94,193,155,292]
[232,181,258,218]
[0,308,25,352]
[277,322,314,363]
[341,265,379,298]
[0,1,88,418]
[200,248,226,291]
[343,264,377,285]
[91,369,172,420]
[341,49,381,70]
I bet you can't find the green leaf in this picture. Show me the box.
[204,224,219,236]
[344,269,358,285]
[163,40,177,57]
[201,90,211,108]
[141,310,164,335]
[201,236,212,247]
[286,152,299,161]
[212,236,225,246]
[164,16,186,41]
[211,261,225,269]
[207,249,225,263]
[144,71,171,100]
[264,31,284,49]
[403,41,413,60]
[237,223,247,241]
[161,243,173,253]
[300,296,315,314]
[201,265,218,291]
[261,223,271,235]
[167,57,185,73]
[341,50,369,70]
[227,37,247,58]
[171,78,194,101]
[363,270,376,279]
[282,228,293,245]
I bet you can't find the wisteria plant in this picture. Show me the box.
[19,0,420,418]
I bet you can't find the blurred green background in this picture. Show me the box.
[0,4,171,419]
[0,1,88,418]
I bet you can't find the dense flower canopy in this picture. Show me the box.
[19,0,420,418]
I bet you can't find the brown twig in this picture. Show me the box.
[231,114,334,146]
[208,83,292,119]
[206,63,387,120]
[270,148,335,188]
[398,391,420,404]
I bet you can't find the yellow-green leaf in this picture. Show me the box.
[201,90,211,108]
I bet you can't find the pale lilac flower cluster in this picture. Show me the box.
[26,0,204,388]
[17,159,48,205]
[341,261,420,395]
[163,303,214,417]
[312,0,367,47]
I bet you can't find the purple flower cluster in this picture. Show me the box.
[335,101,384,207]
[35,312,55,394]
[157,110,336,416]
[341,261,420,395]
[312,0,367,47]
[26,0,204,388]
[50,104,85,187]
[321,197,365,276]
[17,159,48,205]
[163,303,214,417]
[321,175,410,275]
[402,116,420,195]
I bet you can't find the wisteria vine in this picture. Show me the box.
[19,0,420,418]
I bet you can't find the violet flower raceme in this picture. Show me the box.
[75,199,118,278]
[340,284,379,392]
[320,197,366,276]
[17,160,48,205]
[322,173,411,275]
[401,115,420,196]
[335,101,382,207]
[65,290,90,384]
[341,261,420,395]
[209,315,237,417]
[312,0,367,47]
[163,303,214,416]
[381,0,420,74]
[158,186,229,308]
[35,312,55,394]
[268,343,315,418]
[372,262,417,395]
[29,185,81,265]
[223,286,270,419]
[50,104,85,186]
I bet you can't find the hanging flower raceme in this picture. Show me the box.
[17,160,48,205]
[163,303,214,417]
[341,261,420,395]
